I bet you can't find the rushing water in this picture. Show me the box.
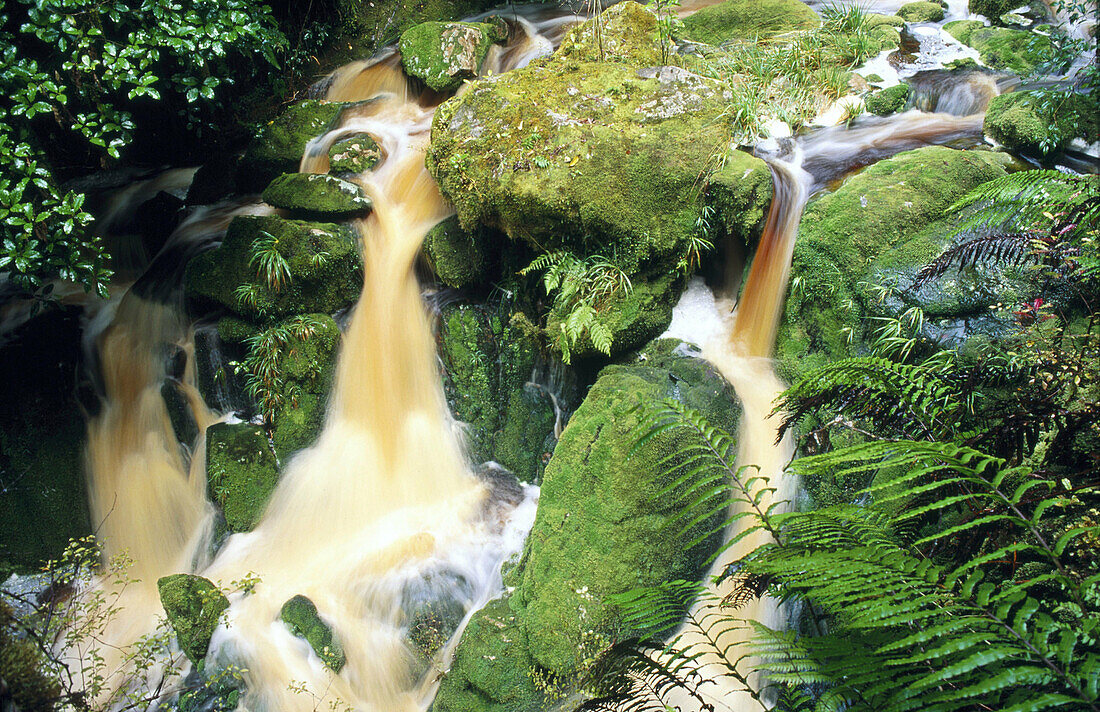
[54,1,1051,709]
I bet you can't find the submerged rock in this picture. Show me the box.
[435,339,740,706]
[261,173,372,219]
[328,133,383,175]
[399,20,506,92]
[864,83,911,115]
[185,214,362,323]
[205,422,279,532]
[679,0,820,44]
[280,594,346,672]
[984,90,1099,156]
[237,100,348,193]
[158,574,230,664]
[776,146,1014,380]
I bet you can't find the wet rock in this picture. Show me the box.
[280,594,346,672]
[678,0,820,45]
[187,154,240,205]
[776,146,1014,381]
[327,133,383,175]
[865,83,911,115]
[161,381,200,447]
[205,422,279,532]
[898,1,945,22]
[237,100,348,193]
[261,173,372,219]
[399,20,507,92]
[984,90,1099,156]
[194,326,251,415]
[269,314,342,458]
[435,338,739,707]
[422,215,503,289]
[158,574,230,665]
[184,214,363,323]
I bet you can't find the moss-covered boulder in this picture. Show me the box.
[185,215,362,323]
[679,0,820,44]
[866,13,905,29]
[944,22,1051,74]
[205,422,279,532]
[261,173,372,219]
[0,309,91,578]
[270,314,342,457]
[776,146,1014,381]
[984,90,1100,156]
[428,5,773,281]
[437,304,557,482]
[399,20,506,92]
[897,1,945,22]
[158,574,230,664]
[435,339,739,709]
[968,0,1021,20]
[556,1,662,65]
[280,595,346,672]
[238,100,348,193]
[865,83,911,115]
[328,133,383,175]
[429,595,541,712]
[423,216,503,288]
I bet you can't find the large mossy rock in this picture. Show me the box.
[184,215,362,323]
[427,3,773,279]
[776,146,1014,381]
[865,83,911,116]
[328,133,383,175]
[678,0,820,45]
[944,21,1051,74]
[261,173,372,219]
[897,1,945,22]
[0,309,91,578]
[984,90,1100,156]
[399,20,506,92]
[434,339,740,708]
[158,574,230,664]
[237,100,347,193]
[437,304,557,482]
[205,422,279,532]
[280,595,346,672]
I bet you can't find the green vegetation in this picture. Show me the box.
[0,0,284,297]
[261,173,373,218]
[280,594,346,672]
[328,133,383,175]
[678,0,820,45]
[984,90,1100,156]
[896,0,945,22]
[157,574,231,664]
[205,422,280,532]
[398,20,506,92]
[864,83,910,115]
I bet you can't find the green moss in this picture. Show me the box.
[707,151,775,251]
[216,315,260,344]
[864,83,910,116]
[157,574,230,664]
[399,20,506,92]
[984,90,1100,156]
[184,215,362,323]
[423,216,501,289]
[776,146,1013,382]
[968,0,1020,20]
[271,314,342,458]
[328,133,382,175]
[428,43,772,278]
[865,13,904,29]
[437,305,554,481]
[679,0,820,45]
[516,341,739,673]
[557,2,662,65]
[897,1,945,21]
[261,173,372,219]
[1,600,62,709]
[0,309,91,577]
[205,422,279,532]
[952,25,1051,74]
[430,596,541,712]
[280,595,346,672]
[238,100,347,193]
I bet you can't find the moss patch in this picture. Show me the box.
[280,594,346,672]
[262,173,372,219]
[205,422,279,532]
[270,314,342,458]
[237,100,347,193]
[897,1,945,22]
[945,22,1051,74]
[679,0,820,45]
[984,90,1100,156]
[423,216,502,289]
[184,214,362,323]
[865,83,911,115]
[158,574,230,664]
[399,20,506,92]
[328,133,383,175]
